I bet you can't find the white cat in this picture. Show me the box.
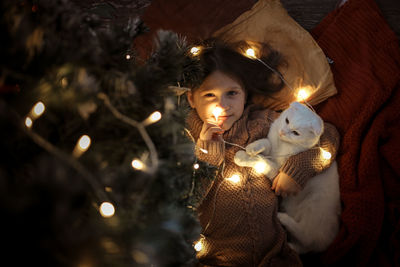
[234,101,341,254]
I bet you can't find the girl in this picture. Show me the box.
[185,40,340,266]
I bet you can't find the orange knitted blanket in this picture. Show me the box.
[311,0,400,266]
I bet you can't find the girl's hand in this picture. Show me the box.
[199,121,224,142]
[199,121,224,141]
[271,172,301,197]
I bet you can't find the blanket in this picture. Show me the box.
[312,0,400,266]
[135,0,400,266]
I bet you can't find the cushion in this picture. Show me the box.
[213,0,337,110]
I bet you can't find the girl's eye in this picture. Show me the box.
[227,90,238,96]
[204,93,215,97]
[292,131,300,136]
[285,118,289,124]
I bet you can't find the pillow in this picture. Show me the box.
[213,0,337,110]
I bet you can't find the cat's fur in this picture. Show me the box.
[234,102,341,254]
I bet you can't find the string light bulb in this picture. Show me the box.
[199,148,208,154]
[126,54,131,60]
[226,174,241,184]
[245,47,257,59]
[99,202,115,218]
[150,111,161,121]
[320,148,332,160]
[212,107,223,121]
[194,236,205,252]
[78,135,91,150]
[190,46,201,56]
[73,135,91,157]
[143,111,162,126]
[131,159,145,170]
[25,116,33,128]
[193,163,200,169]
[32,101,45,117]
[297,89,310,102]
[254,161,267,174]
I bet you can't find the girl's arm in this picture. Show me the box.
[195,121,226,166]
[279,122,340,188]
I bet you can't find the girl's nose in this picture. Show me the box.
[217,97,229,109]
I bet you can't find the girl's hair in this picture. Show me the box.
[193,39,286,102]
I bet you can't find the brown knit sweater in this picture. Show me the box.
[186,104,340,266]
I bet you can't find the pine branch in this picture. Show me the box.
[0,99,108,202]
[97,92,159,173]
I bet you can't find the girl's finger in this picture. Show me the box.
[205,119,219,126]
[271,177,278,190]
[206,126,224,135]
[202,122,222,132]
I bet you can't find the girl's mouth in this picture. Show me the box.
[216,115,230,126]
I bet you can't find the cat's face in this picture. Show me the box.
[275,102,323,148]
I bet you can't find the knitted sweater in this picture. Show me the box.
[186,104,340,266]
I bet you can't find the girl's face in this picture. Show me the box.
[187,71,246,131]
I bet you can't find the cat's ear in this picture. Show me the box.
[311,118,324,137]
[290,101,303,111]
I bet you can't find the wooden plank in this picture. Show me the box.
[281,0,338,31]
[281,0,400,40]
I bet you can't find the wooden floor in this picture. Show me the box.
[75,0,399,42]
[281,0,400,41]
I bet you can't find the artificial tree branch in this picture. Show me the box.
[0,99,108,202]
[97,92,159,174]
[97,92,162,220]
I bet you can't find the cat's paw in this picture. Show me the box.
[245,139,271,156]
[234,150,252,167]
[277,212,291,225]
[287,242,302,254]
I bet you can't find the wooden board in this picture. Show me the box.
[281,0,400,41]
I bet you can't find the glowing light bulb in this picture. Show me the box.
[226,174,241,183]
[245,48,256,58]
[212,107,223,121]
[32,101,45,118]
[78,135,91,150]
[143,111,162,126]
[321,148,332,160]
[199,148,208,154]
[126,54,131,60]
[131,159,145,170]
[72,135,91,157]
[194,238,204,252]
[190,46,201,56]
[25,117,33,128]
[150,111,161,122]
[254,161,267,174]
[99,202,115,218]
[193,163,200,169]
[297,89,310,101]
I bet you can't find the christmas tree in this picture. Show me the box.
[0,0,205,266]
